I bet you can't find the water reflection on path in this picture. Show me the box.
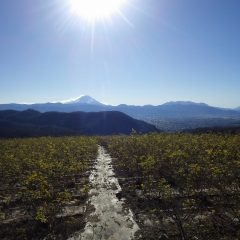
[69,146,139,240]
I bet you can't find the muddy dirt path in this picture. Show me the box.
[69,146,139,240]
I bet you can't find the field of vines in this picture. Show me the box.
[0,137,97,239]
[1,133,240,240]
[103,134,240,240]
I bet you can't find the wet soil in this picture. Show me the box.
[68,146,140,240]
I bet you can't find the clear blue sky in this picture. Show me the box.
[0,0,240,107]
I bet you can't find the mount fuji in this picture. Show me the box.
[0,95,240,131]
[61,95,103,105]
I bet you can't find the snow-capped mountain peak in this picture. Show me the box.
[61,95,103,105]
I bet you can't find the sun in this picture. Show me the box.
[70,0,127,21]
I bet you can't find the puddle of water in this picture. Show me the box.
[68,146,139,240]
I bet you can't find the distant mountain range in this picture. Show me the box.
[0,109,158,138]
[1,96,240,132]
[1,95,240,119]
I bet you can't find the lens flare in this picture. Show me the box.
[70,0,127,21]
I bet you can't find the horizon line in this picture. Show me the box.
[0,96,239,109]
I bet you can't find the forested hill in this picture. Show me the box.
[185,126,240,134]
[0,109,158,138]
